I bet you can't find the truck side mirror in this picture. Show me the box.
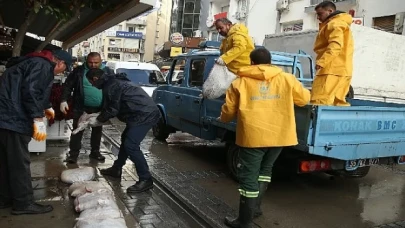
[149,72,157,84]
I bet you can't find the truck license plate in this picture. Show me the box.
[346,158,379,170]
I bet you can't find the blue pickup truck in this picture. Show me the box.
[150,41,405,180]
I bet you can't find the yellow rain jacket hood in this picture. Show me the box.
[220,23,255,74]
[220,65,311,147]
[314,12,354,76]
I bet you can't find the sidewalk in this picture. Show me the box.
[0,130,189,228]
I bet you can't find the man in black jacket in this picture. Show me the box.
[60,52,113,163]
[0,49,72,215]
[86,68,161,193]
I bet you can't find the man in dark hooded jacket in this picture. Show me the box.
[85,68,161,193]
[0,49,72,215]
[60,52,113,163]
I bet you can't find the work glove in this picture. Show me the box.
[88,116,103,127]
[33,120,46,141]
[44,108,55,120]
[216,57,225,65]
[60,101,69,115]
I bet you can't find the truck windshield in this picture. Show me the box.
[116,68,165,86]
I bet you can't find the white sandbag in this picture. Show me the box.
[74,189,117,212]
[202,63,236,99]
[74,218,127,228]
[77,206,123,220]
[72,113,100,135]
[60,167,96,184]
[68,181,110,197]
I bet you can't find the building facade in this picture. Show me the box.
[201,0,405,45]
[170,0,202,37]
[144,0,173,62]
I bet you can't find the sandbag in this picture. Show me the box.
[68,181,110,197]
[72,113,100,135]
[77,206,123,220]
[60,167,96,184]
[74,218,127,228]
[74,189,117,212]
[202,63,236,99]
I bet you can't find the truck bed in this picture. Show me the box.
[204,98,405,161]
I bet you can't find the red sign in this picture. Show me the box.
[214,12,228,20]
[353,18,364,25]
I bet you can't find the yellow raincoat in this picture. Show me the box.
[311,12,354,106]
[220,65,311,148]
[220,24,255,74]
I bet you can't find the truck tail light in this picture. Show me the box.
[398,156,405,164]
[299,160,331,173]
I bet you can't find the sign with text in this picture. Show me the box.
[170,33,184,45]
[353,17,364,25]
[116,31,143,39]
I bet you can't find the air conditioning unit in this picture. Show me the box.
[276,0,289,11]
[235,12,247,20]
[394,12,405,33]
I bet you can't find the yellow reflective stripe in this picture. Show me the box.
[238,189,259,198]
[258,176,271,182]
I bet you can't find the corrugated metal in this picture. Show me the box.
[373,15,395,32]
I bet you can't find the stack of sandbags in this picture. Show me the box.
[350,24,405,100]
[68,181,127,228]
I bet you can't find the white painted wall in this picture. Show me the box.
[280,0,318,31]
[246,0,278,44]
[357,0,405,27]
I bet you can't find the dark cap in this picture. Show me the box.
[52,49,73,71]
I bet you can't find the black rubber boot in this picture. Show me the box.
[11,202,53,215]
[65,152,79,164]
[89,151,105,161]
[254,182,268,218]
[0,201,12,209]
[224,196,256,228]
[100,166,122,178]
[127,179,153,193]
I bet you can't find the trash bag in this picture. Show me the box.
[202,63,237,99]
[68,181,110,197]
[74,218,127,228]
[77,206,123,220]
[61,167,96,184]
[74,189,117,212]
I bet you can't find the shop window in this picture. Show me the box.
[189,59,206,87]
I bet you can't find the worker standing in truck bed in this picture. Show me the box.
[311,1,354,106]
[214,18,255,74]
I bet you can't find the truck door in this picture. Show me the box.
[178,57,206,137]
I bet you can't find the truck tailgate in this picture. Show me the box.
[309,104,405,160]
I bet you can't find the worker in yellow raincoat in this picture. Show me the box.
[311,1,354,106]
[215,18,255,74]
[218,48,310,228]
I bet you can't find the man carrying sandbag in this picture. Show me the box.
[311,1,354,106]
[84,69,161,193]
[215,18,255,74]
[218,48,310,228]
[0,50,72,215]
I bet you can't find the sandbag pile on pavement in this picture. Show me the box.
[202,63,237,99]
[63,174,128,228]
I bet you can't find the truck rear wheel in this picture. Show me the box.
[152,117,170,141]
[328,166,370,178]
[226,142,239,182]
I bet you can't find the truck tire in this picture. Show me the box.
[346,85,354,99]
[152,117,170,141]
[226,142,239,182]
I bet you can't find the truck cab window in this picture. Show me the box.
[169,58,186,85]
[189,59,206,87]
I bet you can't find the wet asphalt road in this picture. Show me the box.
[109,119,405,228]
